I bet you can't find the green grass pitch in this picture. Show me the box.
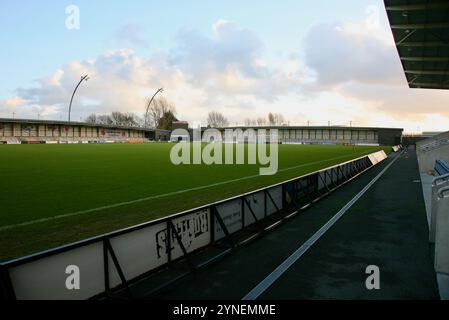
[0,143,390,261]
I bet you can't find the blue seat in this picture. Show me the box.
[435,160,449,176]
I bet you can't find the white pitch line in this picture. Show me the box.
[242,151,402,300]
[0,151,371,232]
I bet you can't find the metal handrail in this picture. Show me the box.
[437,185,449,199]
[432,173,449,186]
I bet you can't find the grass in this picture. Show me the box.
[0,143,390,261]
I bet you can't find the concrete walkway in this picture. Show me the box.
[260,149,438,299]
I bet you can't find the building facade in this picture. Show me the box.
[207,126,403,146]
[0,118,170,144]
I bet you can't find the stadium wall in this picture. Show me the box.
[0,118,171,144]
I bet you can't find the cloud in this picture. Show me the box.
[304,22,402,87]
[0,20,304,122]
[3,96,28,108]
[1,49,179,120]
[302,4,449,126]
[114,23,149,48]
[169,20,304,101]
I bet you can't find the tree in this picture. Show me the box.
[84,112,142,127]
[96,114,114,125]
[268,113,276,126]
[158,110,178,130]
[257,117,267,126]
[146,97,176,128]
[207,111,229,128]
[110,112,141,127]
[85,113,97,124]
[267,112,286,126]
[244,118,256,126]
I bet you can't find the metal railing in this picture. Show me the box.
[435,186,449,276]
[0,151,387,300]
[430,173,449,243]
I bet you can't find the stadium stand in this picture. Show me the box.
[416,131,449,174]
[0,118,171,144]
[197,126,403,146]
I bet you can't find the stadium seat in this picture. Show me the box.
[435,160,449,176]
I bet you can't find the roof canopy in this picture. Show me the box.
[384,0,449,89]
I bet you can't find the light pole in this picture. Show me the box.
[144,88,164,128]
[68,75,89,122]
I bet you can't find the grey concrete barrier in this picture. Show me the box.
[430,173,449,243]
[435,185,449,274]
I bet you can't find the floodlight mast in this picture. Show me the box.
[144,88,164,128]
[68,75,89,122]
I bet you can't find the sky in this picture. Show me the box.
[1,0,448,133]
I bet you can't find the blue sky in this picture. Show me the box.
[1,1,448,132]
[0,0,367,94]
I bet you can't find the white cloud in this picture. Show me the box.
[169,20,305,101]
[0,20,305,124]
[3,96,28,108]
[114,23,149,48]
[302,5,449,130]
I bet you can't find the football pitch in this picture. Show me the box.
[0,143,390,261]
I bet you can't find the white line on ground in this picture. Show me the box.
[0,151,372,232]
[242,151,402,300]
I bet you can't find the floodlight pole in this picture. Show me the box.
[144,88,164,128]
[68,75,89,123]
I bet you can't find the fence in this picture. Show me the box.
[0,150,387,300]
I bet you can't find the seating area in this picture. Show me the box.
[418,133,449,299]
[435,160,449,176]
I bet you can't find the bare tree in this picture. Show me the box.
[84,112,143,127]
[146,97,176,128]
[110,112,142,127]
[267,112,286,126]
[96,114,114,125]
[207,111,229,128]
[158,110,179,130]
[268,112,276,126]
[256,117,267,126]
[85,113,97,124]
[275,113,286,126]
